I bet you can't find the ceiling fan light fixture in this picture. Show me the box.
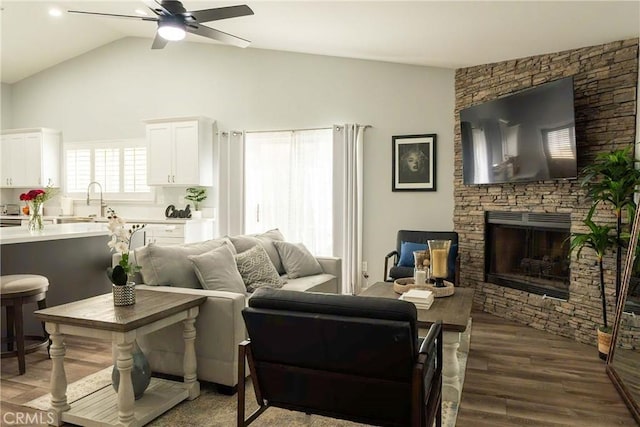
[48,8,62,17]
[158,20,186,41]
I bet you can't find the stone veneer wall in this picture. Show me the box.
[454,39,639,345]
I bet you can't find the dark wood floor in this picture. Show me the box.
[1,310,636,426]
[457,311,637,426]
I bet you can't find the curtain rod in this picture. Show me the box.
[333,124,372,131]
[245,125,372,134]
[245,126,332,134]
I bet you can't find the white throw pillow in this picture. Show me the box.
[273,241,323,279]
[235,244,284,293]
[188,244,246,294]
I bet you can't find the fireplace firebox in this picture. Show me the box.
[485,211,570,299]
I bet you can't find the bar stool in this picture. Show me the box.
[1,274,49,375]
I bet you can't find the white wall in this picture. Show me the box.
[7,37,455,285]
[1,83,13,129]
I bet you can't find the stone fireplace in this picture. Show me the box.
[485,211,570,299]
[453,39,639,345]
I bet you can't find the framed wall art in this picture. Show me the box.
[392,134,437,191]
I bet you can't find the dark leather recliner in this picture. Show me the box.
[384,230,459,284]
[238,287,443,427]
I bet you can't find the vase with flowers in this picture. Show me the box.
[19,186,57,232]
[105,208,145,306]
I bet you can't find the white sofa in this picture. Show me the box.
[114,233,341,391]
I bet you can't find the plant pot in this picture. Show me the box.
[597,327,612,361]
[113,282,136,306]
[191,210,202,219]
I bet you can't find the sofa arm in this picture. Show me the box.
[135,285,248,386]
[316,256,342,292]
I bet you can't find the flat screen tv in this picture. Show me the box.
[460,77,577,185]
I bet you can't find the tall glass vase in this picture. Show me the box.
[112,340,151,400]
[427,240,451,287]
[27,201,44,232]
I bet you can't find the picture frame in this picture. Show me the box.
[392,134,437,191]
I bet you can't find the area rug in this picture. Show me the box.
[25,346,468,427]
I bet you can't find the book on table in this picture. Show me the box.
[399,289,434,309]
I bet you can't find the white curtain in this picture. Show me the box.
[244,129,333,255]
[333,124,366,295]
[217,131,244,237]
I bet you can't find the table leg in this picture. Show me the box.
[459,318,472,354]
[115,341,136,426]
[47,323,69,426]
[183,307,200,400]
[442,330,461,404]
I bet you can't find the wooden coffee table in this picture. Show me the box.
[360,282,474,404]
[35,289,206,427]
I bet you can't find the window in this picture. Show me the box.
[64,139,151,199]
[244,129,333,256]
[543,126,575,159]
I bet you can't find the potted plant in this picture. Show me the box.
[106,208,145,296]
[570,145,640,360]
[581,146,640,299]
[185,187,207,219]
[568,219,617,360]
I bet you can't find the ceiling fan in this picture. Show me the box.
[68,0,254,49]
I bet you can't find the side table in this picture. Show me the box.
[35,289,206,427]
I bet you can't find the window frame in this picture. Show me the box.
[63,138,154,201]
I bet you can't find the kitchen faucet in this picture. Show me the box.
[86,181,106,217]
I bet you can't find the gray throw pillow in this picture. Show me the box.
[228,229,286,274]
[188,244,246,294]
[235,244,284,293]
[274,241,323,279]
[135,237,234,288]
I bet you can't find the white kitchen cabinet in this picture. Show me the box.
[143,220,214,245]
[144,117,214,186]
[1,128,61,188]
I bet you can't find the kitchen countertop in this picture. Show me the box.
[0,215,214,224]
[0,223,111,245]
[93,217,215,224]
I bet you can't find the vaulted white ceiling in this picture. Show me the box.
[2,1,639,84]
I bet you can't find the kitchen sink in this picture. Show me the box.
[53,216,97,224]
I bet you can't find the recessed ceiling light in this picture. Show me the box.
[49,7,62,17]
[135,9,148,16]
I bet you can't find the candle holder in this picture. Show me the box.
[427,240,451,287]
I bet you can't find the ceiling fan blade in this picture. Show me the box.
[186,24,251,48]
[140,0,171,16]
[151,32,169,49]
[67,10,157,21]
[188,5,254,23]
